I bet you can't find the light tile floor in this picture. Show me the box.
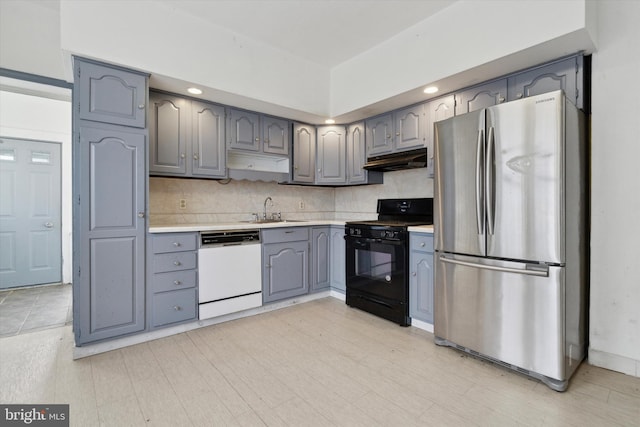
[0,283,72,337]
[1,297,638,426]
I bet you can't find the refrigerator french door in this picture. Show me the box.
[433,90,587,392]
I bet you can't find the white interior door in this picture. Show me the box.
[0,137,62,288]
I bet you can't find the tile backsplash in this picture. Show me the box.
[149,168,433,225]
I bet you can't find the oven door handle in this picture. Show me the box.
[348,237,403,246]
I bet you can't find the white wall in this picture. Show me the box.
[589,0,640,376]
[0,90,73,284]
[59,0,330,117]
[0,0,66,80]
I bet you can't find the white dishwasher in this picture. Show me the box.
[198,229,262,320]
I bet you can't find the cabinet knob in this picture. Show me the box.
[44,222,54,228]
[498,96,505,103]
[412,272,417,276]
[138,104,145,109]
[396,132,400,136]
[420,242,425,247]
[317,169,322,172]
[173,305,182,311]
[173,261,181,266]
[137,212,145,218]
[173,242,181,247]
[265,264,271,268]
[174,280,182,285]
[180,153,186,159]
[517,93,523,99]
[387,135,391,139]
[255,137,260,141]
[193,154,199,160]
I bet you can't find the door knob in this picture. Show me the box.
[44,222,54,228]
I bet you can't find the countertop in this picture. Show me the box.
[149,221,434,234]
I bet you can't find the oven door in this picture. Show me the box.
[345,236,407,303]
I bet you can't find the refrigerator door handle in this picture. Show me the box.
[486,126,496,235]
[439,255,549,277]
[475,129,485,235]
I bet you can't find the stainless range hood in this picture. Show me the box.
[363,147,428,172]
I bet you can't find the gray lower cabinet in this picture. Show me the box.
[311,227,330,292]
[262,227,309,303]
[409,232,434,324]
[329,226,345,292]
[148,233,198,329]
[507,56,583,108]
[149,91,226,178]
[74,124,147,345]
[76,59,147,128]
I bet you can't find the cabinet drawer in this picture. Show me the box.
[150,270,197,293]
[152,288,197,328]
[410,233,433,252]
[151,233,197,253]
[261,227,309,244]
[152,251,197,273]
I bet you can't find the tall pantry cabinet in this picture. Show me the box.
[72,58,149,345]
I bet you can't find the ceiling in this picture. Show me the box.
[155,0,455,68]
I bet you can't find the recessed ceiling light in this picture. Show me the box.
[325,119,335,124]
[187,87,203,95]
[423,86,439,94]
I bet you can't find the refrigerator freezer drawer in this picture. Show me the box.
[434,253,567,381]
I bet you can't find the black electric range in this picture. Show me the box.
[344,198,433,326]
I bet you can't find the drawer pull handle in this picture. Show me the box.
[173,261,181,266]
[174,280,182,285]
[420,242,425,247]
[173,242,181,247]
[173,306,182,311]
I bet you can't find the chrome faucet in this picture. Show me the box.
[263,196,273,219]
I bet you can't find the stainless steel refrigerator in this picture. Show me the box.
[433,90,587,391]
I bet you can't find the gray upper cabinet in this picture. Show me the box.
[455,79,507,115]
[507,56,583,108]
[191,100,226,177]
[149,91,226,178]
[228,108,290,156]
[262,116,289,156]
[425,95,455,176]
[311,227,330,292]
[149,92,189,175]
[365,113,394,156]
[77,60,147,128]
[262,227,310,303]
[75,125,147,344]
[346,122,368,185]
[316,125,346,184]
[394,104,426,151]
[292,123,316,183]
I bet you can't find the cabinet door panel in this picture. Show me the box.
[507,57,580,107]
[455,80,507,115]
[311,228,330,292]
[425,95,455,176]
[409,233,434,324]
[263,116,289,156]
[347,122,367,185]
[395,104,425,151]
[77,61,146,128]
[292,123,315,183]
[192,101,226,177]
[149,93,188,175]
[229,109,260,151]
[76,125,146,344]
[316,126,346,184]
[263,241,309,303]
[365,114,394,156]
[330,226,346,292]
